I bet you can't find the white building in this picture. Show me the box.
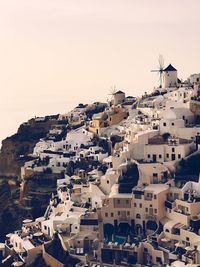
[163,64,178,88]
[144,136,195,163]
[189,73,200,84]
[112,90,125,105]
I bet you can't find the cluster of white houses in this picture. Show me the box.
[2,65,200,267]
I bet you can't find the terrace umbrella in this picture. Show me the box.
[12,261,24,267]
[185,246,195,251]
[175,242,185,248]
[6,233,12,238]
[22,219,33,224]
[33,232,43,237]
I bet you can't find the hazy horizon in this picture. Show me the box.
[1,0,200,144]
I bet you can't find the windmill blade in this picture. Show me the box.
[109,85,117,95]
[158,54,164,70]
[151,55,165,88]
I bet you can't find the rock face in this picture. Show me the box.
[0,116,59,178]
[20,172,63,219]
[0,115,64,239]
[0,180,21,241]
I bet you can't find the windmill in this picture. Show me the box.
[151,55,165,88]
[108,85,117,105]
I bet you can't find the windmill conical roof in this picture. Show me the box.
[164,64,177,72]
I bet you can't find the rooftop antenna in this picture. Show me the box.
[151,55,165,88]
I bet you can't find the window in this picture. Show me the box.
[145,208,148,212]
[163,122,166,126]
[154,209,157,213]
[134,203,137,207]
[172,147,175,152]
[171,122,174,126]
[139,203,142,208]
[153,173,158,177]
[105,212,108,217]
[118,211,120,216]
[159,154,162,158]
[111,212,114,217]
[178,154,181,159]
[135,194,142,199]
[166,153,169,158]
[117,199,120,204]
[146,193,153,198]
[44,225,47,230]
[156,257,162,263]
[136,213,141,219]
[154,195,157,199]
[127,211,130,216]
[148,154,150,158]
[186,237,190,241]
[126,199,129,204]
[107,180,109,184]
[174,193,179,199]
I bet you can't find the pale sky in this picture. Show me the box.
[0,0,200,143]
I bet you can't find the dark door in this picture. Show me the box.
[171,154,176,161]
[152,154,157,162]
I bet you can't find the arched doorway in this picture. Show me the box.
[117,222,130,236]
[135,224,143,236]
[103,223,114,242]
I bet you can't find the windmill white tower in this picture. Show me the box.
[163,63,177,88]
[108,86,125,106]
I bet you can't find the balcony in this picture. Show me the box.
[144,196,153,201]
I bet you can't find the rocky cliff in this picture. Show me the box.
[0,114,66,239]
[0,115,59,178]
[20,171,63,219]
[0,180,21,241]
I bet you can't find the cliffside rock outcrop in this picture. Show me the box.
[20,172,63,219]
[0,180,21,241]
[0,114,67,239]
[0,115,59,178]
